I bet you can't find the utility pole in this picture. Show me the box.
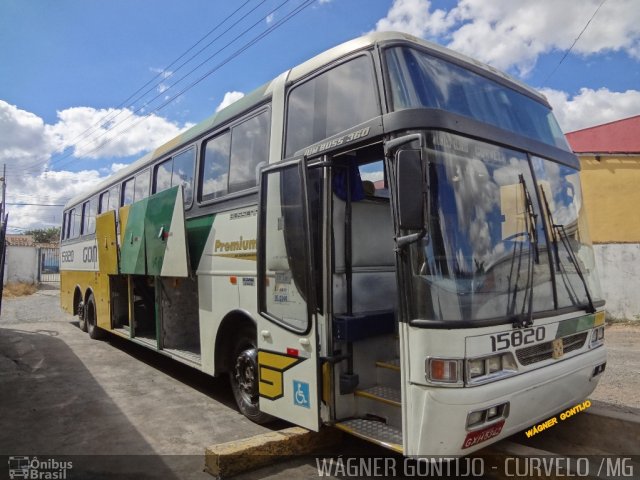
[0,164,5,221]
[0,164,6,314]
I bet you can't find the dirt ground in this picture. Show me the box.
[0,285,638,479]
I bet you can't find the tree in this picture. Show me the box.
[24,227,61,244]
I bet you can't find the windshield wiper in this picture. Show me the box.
[508,176,538,329]
[539,188,596,314]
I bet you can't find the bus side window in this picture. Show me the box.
[229,110,270,194]
[61,212,67,240]
[70,207,81,239]
[172,147,195,206]
[82,197,97,235]
[201,131,231,201]
[134,169,150,202]
[155,158,173,194]
[108,185,119,210]
[154,147,195,206]
[99,191,109,214]
[122,179,134,206]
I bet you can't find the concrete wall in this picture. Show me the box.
[580,155,640,243]
[3,246,39,285]
[580,155,640,320]
[593,243,640,321]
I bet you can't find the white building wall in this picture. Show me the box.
[593,243,640,321]
[3,246,39,285]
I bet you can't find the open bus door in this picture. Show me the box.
[256,158,320,431]
[385,133,427,453]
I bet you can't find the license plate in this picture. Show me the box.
[461,420,505,449]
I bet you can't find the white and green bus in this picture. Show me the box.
[60,32,606,456]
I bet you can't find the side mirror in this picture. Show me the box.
[396,149,425,230]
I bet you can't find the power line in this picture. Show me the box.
[36,0,313,169]
[11,0,262,176]
[544,0,607,82]
[40,0,280,173]
[39,0,257,168]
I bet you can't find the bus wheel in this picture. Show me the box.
[84,293,103,340]
[229,328,272,424]
[77,301,87,332]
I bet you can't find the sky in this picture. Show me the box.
[1,0,639,233]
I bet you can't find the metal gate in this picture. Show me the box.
[38,247,60,283]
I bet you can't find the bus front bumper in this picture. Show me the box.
[405,346,607,457]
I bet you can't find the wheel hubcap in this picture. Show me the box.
[234,347,258,402]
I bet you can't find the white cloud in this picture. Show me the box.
[0,100,51,165]
[373,0,454,38]
[374,0,640,76]
[216,91,245,112]
[0,99,192,231]
[541,87,640,132]
[110,162,128,173]
[266,13,275,24]
[46,106,191,159]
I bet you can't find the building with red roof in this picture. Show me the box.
[566,115,640,154]
[566,115,640,320]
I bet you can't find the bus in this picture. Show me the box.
[60,31,606,456]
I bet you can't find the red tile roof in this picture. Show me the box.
[566,115,640,154]
[6,235,35,247]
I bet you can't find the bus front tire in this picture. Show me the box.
[229,328,272,425]
[84,293,104,340]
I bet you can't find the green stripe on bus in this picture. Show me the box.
[186,215,215,272]
[120,197,149,274]
[145,187,179,276]
[555,314,595,338]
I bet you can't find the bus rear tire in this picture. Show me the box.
[85,293,104,340]
[229,327,273,425]
[77,301,87,332]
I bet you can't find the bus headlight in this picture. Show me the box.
[590,326,605,348]
[466,353,518,385]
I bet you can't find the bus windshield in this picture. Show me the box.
[385,46,569,151]
[409,131,602,324]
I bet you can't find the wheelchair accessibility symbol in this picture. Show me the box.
[293,380,310,409]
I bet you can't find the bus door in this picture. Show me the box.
[256,158,320,431]
[385,133,428,452]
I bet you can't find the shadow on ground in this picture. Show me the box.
[0,327,190,479]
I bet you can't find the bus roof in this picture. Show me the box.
[65,31,548,209]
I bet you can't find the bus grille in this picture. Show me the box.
[516,332,589,366]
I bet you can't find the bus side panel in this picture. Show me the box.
[59,270,110,329]
[60,271,75,314]
[145,186,189,277]
[95,272,111,330]
[198,275,240,375]
[120,198,148,275]
[195,208,257,375]
[96,211,119,275]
